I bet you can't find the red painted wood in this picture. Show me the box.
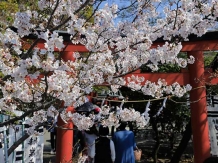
[151,40,218,51]
[55,51,76,162]
[23,39,218,52]
[56,106,74,163]
[124,72,190,85]
[61,51,76,62]
[188,51,210,163]
[23,40,88,52]
[124,70,218,85]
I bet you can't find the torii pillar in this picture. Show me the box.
[188,51,210,163]
[56,51,76,163]
[56,112,73,163]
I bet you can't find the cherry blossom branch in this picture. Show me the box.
[2,75,13,82]
[132,0,151,23]
[22,0,92,59]
[79,0,102,23]
[50,16,71,31]
[46,0,60,29]
[50,0,92,31]
[20,0,60,59]
[74,0,92,14]
[172,0,180,30]
[42,72,50,98]
[57,1,102,60]
[113,67,142,78]
[0,99,55,127]
[21,38,40,59]
[115,0,138,14]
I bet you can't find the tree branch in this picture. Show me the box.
[113,67,141,78]
[21,38,40,59]
[50,0,91,31]
[7,123,44,156]
[74,0,91,14]
[46,0,60,29]
[50,16,71,32]
[0,99,55,127]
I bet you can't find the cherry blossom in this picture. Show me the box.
[0,0,217,133]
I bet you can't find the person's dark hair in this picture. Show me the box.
[99,125,109,136]
[203,157,218,163]
[119,121,127,130]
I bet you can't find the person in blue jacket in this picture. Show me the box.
[112,122,138,163]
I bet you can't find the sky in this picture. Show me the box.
[96,0,132,24]
[96,0,166,25]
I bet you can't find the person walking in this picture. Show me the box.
[73,128,85,156]
[84,125,98,163]
[47,113,58,154]
[112,122,138,163]
[90,125,115,163]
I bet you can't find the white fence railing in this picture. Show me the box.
[207,96,218,156]
[0,113,44,163]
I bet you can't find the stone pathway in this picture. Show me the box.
[43,130,56,163]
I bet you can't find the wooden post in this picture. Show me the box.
[188,51,211,163]
[56,107,74,163]
[55,52,76,163]
[61,51,75,62]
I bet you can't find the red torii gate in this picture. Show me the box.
[24,31,218,163]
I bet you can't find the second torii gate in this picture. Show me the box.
[25,30,218,163]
